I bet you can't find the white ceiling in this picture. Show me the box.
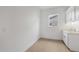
[40,6,54,9]
[40,6,69,11]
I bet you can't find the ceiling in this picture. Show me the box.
[40,6,69,11]
[40,6,54,9]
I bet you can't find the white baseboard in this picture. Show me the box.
[40,37,62,40]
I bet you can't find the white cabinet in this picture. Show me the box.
[68,33,79,51]
[64,6,79,51]
[63,31,79,51]
[66,7,75,23]
[66,6,79,23]
[76,7,79,21]
[63,31,68,46]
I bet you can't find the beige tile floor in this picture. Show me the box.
[26,38,70,52]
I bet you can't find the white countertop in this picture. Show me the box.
[63,31,79,34]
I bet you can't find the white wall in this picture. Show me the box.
[40,7,66,40]
[0,7,40,52]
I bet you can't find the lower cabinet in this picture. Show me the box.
[63,31,79,51]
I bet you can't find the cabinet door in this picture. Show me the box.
[68,34,79,51]
[63,32,68,46]
[76,7,79,21]
[66,7,75,23]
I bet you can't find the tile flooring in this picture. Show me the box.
[26,38,70,52]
